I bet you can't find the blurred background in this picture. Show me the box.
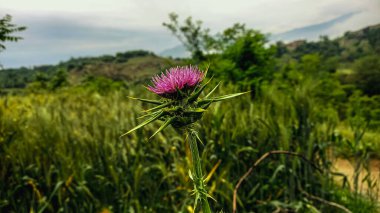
[0,0,379,212]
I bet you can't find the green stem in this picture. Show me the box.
[186,129,212,213]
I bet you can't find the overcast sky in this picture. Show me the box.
[1,0,379,68]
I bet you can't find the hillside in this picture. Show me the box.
[271,12,357,42]
[277,23,380,62]
[0,50,181,88]
[67,55,179,84]
[1,23,379,89]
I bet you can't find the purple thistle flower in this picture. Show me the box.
[148,66,204,99]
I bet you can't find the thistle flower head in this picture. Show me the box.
[122,65,249,139]
[147,66,204,99]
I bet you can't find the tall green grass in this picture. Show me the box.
[0,81,378,212]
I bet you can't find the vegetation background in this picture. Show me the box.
[0,13,380,212]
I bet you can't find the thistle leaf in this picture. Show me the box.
[187,76,213,103]
[127,96,163,105]
[203,63,210,78]
[137,110,162,119]
[149,117,174,139]
[198,91,250,105]
[185,108,207,114]
[120,111,163,137]
[144,101,173,112]
[163,106,181,113]
[203,82,220,99]
[199,102,212,110]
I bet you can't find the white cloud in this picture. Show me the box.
[0,0,379,67]
[2,0,379,31]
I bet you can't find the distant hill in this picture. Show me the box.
[0,50,180,88]
[159,45,190,58]
[158,16,376,59]
[1,23,379,89]
[271,12,358,42]
[276,23,380,62]
[159,23,380,61]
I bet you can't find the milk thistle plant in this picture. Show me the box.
[122,65,247,212]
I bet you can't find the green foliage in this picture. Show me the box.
[277,24,380,64]
[81,76,125,94]
[27,72,50,91]
[0,67,36,88]
[163,13,209,61]
[0,78,378,212]
[299,54,322,74]
[0,14,26,52]
[353,55,380,96]
[163,14,276,91]
[211,30,275,92]
[49,69,69,90]
[0,51,174,89]
[62,50,155,69]
[204,23,249,52]
[26,69,69,92]
[333,186,380,213]
[344,24,380,56]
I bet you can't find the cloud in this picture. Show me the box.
[3,0,379,31]
[0,14,178,67]
[271,11,359,41]
[0,0,379,67]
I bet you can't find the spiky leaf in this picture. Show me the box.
[137,110,162,119]
[127,96,163,105]
[185,108,207,113]
[120,111,164,137]
[144,101,173,112]
[198,91,249,105]
[203,82,220,99]
[149,117,175,139]
[187,77,213,103]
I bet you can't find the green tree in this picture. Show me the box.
[214,29,276,96]
[204,23,248,52]
[0,14,26,52]
[163,13,209,61]
[353,55,380,96]
[275,41,288,57]
[49,69,69,90]
[298,54,321,75]
[163,13,275,93]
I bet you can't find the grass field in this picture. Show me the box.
[0,79,379,212]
